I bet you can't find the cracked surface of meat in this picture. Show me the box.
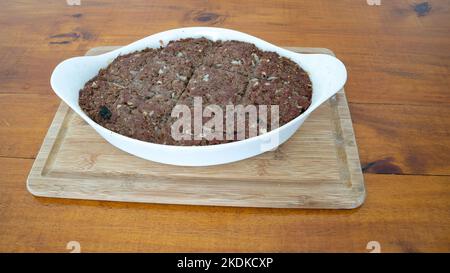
[78,38,313,145]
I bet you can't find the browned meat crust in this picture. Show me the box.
[79,38,312,145]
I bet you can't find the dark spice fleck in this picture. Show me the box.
[99,106,112,119]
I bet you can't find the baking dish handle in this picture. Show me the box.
[299,53,347,107]
[50,56,105,109]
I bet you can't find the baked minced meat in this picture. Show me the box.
[78,38,313,145]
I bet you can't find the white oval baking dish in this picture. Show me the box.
[50,27,347,166]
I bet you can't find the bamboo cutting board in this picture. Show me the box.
[27,47,365,209]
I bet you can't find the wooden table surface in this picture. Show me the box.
[0,0,449,253]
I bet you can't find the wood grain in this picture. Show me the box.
[2,157,450,252]
[0,94,60,158]
[352,103,450,175]
[0,0,449,252]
